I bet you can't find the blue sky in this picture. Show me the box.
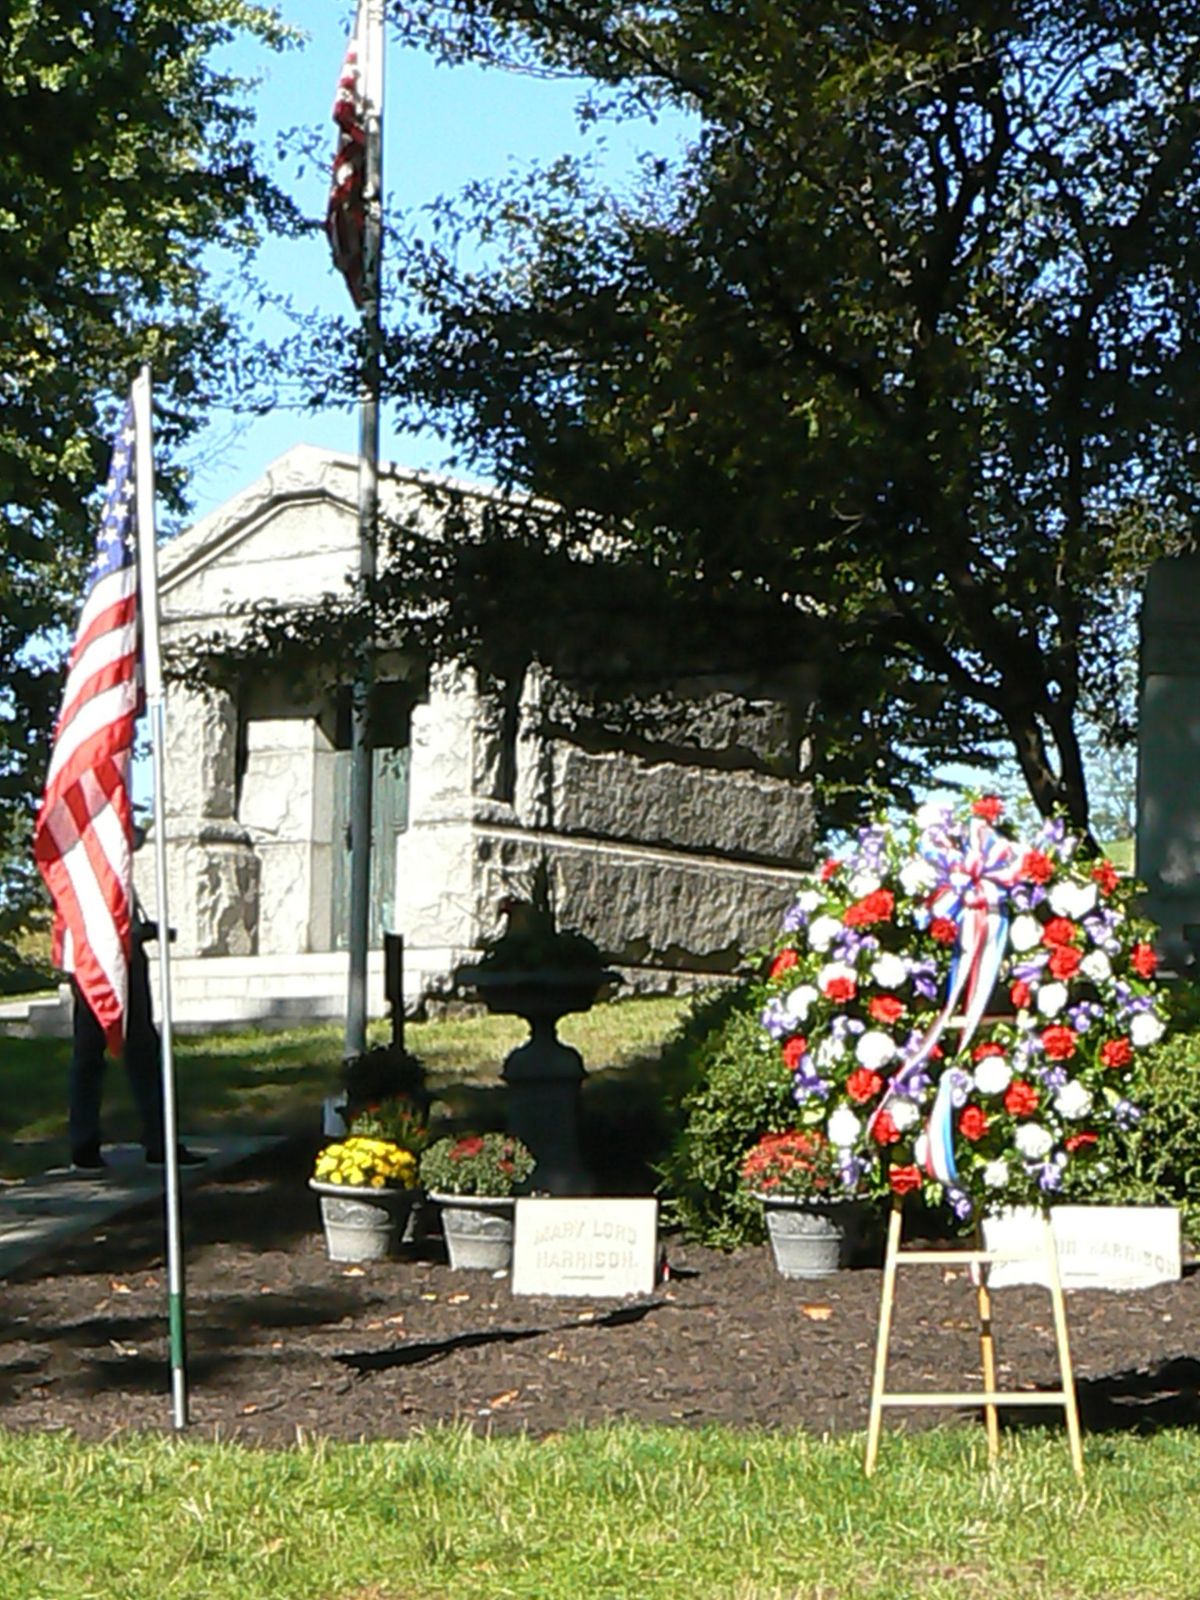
[183,0,691,525]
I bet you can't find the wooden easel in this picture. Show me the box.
[865,1200,1084,1477]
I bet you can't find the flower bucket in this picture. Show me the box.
[310,1180,414,1263]
[758,1194,848,1279]
[431,1193,516,1271]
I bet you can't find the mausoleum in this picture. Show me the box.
[136,445,815,1025]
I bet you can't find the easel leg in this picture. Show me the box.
[974,1237,1001,1464]
[865,1200,903,1477]
[1041,1214,1084,1478]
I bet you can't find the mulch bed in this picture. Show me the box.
[1,1138,1197,1449]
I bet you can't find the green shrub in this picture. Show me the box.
[656,982,796,1248]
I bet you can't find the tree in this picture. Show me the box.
[261,0,1200,838]
[0,0,299,968]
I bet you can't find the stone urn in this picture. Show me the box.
[757,1193,852,1280]
[310,1180,415,1263]
[431,1192,518,1271]
[456,965,618,1195]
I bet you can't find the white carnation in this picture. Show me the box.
[848,872,882,898]
[1037,982,1068,1018]
[827,1106,862,1148]
[783,984,819,1024]
[870,952,908,989]
[889,1097,920,1132]
[815,1037,845,1071]
[818,960,857,991]
[973,1057,1013,1096]
[808,915,842,952]
[1010,915,1043,953]
[899,857,938,896]
[795,888,823,914]
[1014,1123,1054,1161]
[1053,1080,1093,1121]
[983,1158,1010,1190]
[855,1031,897,1070]
[1131,1011,1166,1049]
[916,801,953,831]
[1049,880,1097,920]
[1080,950,1112,983]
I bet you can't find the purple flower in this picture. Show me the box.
[782,901,808,933]
[1037,1064,1069,1091]
[830,1013,865,1041]
[1010,883,1048,913]
[760,998,792,1041]
[948,1186,974,1221]
[908,958,939,1001]
[1114,1099,1142,1130]
[1037,1160,1064,1193]
[791,1065,831,1104]
[838,1154,868,1191]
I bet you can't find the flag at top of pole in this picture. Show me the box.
[33,400,141,1054]
[327,0,370,307]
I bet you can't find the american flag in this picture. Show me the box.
[327,1,367,307]
[33,399,141,1054]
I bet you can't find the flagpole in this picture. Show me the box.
[132,365,189,1431]
[344,0,386,1060]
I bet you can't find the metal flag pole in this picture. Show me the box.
[344,0,386,1060]
[132,365,189,1430]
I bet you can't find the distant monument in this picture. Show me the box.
[1137,551,1200,972]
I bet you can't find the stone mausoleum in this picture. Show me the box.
[136,445,815,1026]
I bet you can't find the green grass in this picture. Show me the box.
[0,1422,1197,1599]
[0,997,690,1178]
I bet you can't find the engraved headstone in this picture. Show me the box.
[511,1198,658,1298]
[983,1205,1181,1290]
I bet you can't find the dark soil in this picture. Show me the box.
[1,1137,1197,1449]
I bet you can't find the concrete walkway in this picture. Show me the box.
[0,1134,285,1278]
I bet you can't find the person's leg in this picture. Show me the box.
[68,979,108,1165]
[124,942,166,1155]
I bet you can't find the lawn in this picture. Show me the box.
[0,996,691,1178]
[0,1422,1197,1600]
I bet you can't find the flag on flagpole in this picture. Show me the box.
[33,398,141,1054]
[327,0,368,307]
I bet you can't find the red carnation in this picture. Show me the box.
[1021,850,1055,884]
[769,949,799,980]
[1042,917,1078,949]
[846,1068,883,1104]
[1048,945,1083,980]
[1004,1079,1039,1117]
[844,888,896,928]
[959,1105,989,1142]
[1100,1037,1133,1070]
[870,1109,901,1145]
[1130,942,1158,979]
[869,995,905,1025]
[1010,979,1032,1010]
[782,1036,808,1071]
[1042,1024,1078,1061]
[972,1042,1005,1061]
[1092,860,1120,895]
[930,916,958,945]
[822,975,857,1003]
[888,1164,923,1195]
[1065,1131,1098,1154]
[972,796,1004,823]
[819,858,842,882]
[452,1136,485,1159]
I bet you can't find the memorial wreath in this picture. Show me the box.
[759,797,1166,1219]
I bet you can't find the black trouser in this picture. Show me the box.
[69,940,165,1157]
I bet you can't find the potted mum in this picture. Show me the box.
[310,1136,420,1262]
[420,1133,536,1270]
[740,1129,853,1278]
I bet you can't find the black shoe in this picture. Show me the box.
[145,1146,206,1168]
[70,1145,107,1173]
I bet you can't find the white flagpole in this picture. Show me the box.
[132,365,189,1431]
[345,0,386,1059]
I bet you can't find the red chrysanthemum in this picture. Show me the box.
[1100,1037,1133,1070]
[782,1035,808,1071]
[1041,1024,1078,1061]
[972,1042,1005,1061]
[843,888,896,928]
[769,948,799,980]
[822,975,857,1003]
[1021,850,1055,884]
[959,1105,989,1141]
[869,995,905,1025]
[1004,1079,1040,1117]
[870,1109,901,1145]
[1048,945,1083,980]
[1092,860,1120,895]
[930,916,958,945]
[1042,917,1078,948]
[846,1068,883,1104]
[1130,942,1158,979]
[972,796,1004,823]
[1010,979,1032,1010]
[888,1164,923,1195]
